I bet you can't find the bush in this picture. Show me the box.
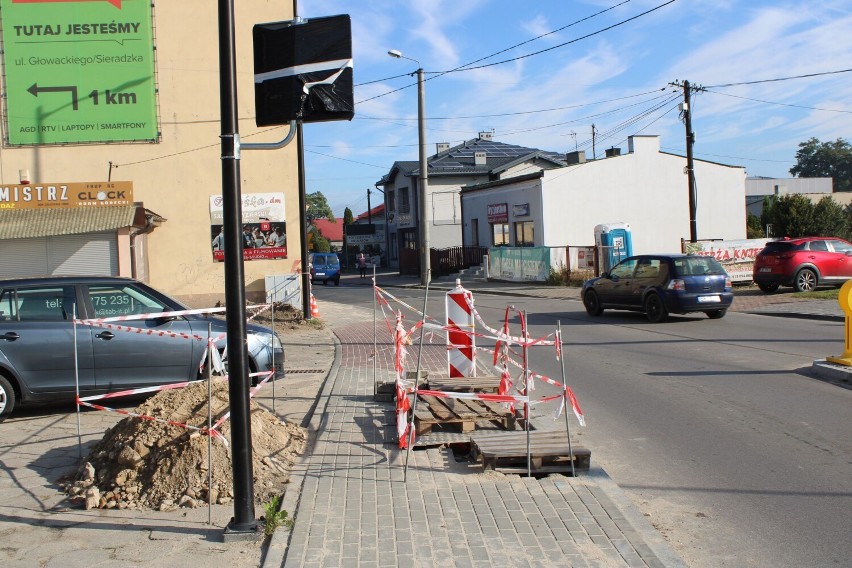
[546,266,593,286]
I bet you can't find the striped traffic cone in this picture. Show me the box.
[310,293,321,318]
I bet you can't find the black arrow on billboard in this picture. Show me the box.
[27,83,79,110]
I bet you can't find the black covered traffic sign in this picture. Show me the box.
[253,15,354,126]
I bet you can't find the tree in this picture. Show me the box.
[746,212,764,239]
[761,193,815,237]
[813,196,851,239]
[313,234,331,252]
[343,207,354,225]
[305,191,335,222]
[790,137,852,192]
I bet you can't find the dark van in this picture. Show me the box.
[310,253,341,286]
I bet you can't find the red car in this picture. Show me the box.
[752,237,852,292]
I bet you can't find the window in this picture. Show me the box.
[390,233,398,260]
[514,221,534,247]
[610,259,638,279]
[830,239,852,253]
[1,286,76,321]
[492,223,509,246]
[399,187,410,214]
[809,240,829,252]
[87,285,169,318]
[387,190,396,214]
[471,219,479,246]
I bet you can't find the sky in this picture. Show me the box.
[291,0,852,218]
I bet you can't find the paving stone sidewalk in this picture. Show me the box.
[269,300,687,568]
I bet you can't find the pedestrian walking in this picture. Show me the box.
[357,252,367,278]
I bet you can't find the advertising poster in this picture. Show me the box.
[488,246,550,282]
[209,193,287,262]
[0,0,158,145]
[683,238,772,283]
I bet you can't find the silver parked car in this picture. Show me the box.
[0,276,284,420]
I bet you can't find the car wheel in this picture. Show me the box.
[794,268,817,292]
[757,282,779,293]
[706,309,727,319]
[644,293,668,323]
[0,375,16,421]
[334,276,340,286]
[583,289,603,316]
[323,279,328,286]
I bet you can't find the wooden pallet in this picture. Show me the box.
[413,394,515,436]
[470,430,591,474]
[424,376,501,393]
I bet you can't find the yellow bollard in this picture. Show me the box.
[826,280,852,366]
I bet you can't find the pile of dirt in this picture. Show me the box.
[64,378,307,511]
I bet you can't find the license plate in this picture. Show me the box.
[697,295,721,303]
[316,272,326,276]
[759,267,772,273]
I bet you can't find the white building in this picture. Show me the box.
[745,176,836,217]
[376,133,565,273]
[460,135,747,254]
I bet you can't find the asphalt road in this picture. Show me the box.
[315,284,852,568]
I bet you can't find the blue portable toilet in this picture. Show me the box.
[594,222,633,273]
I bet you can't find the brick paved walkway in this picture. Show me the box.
[276,303,685,568]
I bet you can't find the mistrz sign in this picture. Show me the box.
[0,181,133,209]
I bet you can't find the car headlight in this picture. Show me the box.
[248,331,282,350]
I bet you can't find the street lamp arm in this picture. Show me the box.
[387,49,421,69]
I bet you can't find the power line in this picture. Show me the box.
[433,0,634,76]
[353,1,632,91]
[705,68,852,89]
[357,88,668,122]
[305,149,389,170]
[432,0,677,74]
[703,89,852,114]
[356,0,676,105]
[660,147,793,164]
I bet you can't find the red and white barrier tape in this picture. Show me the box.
[417,389,529,404]
[209,370,276,432]
[77,399,229,446]
[76,319,207,341]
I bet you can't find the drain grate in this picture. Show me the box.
[282,368,327,374]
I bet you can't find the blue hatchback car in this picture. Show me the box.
[582,254,733,323]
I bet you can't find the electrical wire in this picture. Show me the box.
[703,89,852,114]
[356,87,669,122]
[704,68,852,89]
[356,0,676,105]
[433,0,677,75]
[354,1,633,94]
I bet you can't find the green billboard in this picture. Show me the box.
[0,0,158,145]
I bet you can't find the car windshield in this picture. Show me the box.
[319,255,339,266]
[675,257,726,276]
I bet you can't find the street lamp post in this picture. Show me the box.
[388,49,430,285]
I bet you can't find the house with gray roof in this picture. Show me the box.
[375,131,566,272]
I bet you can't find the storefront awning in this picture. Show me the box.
[0,205,142,239]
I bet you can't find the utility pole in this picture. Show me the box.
[591,124,596,160]
[682,80,698,242]
[367,187,372,225]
